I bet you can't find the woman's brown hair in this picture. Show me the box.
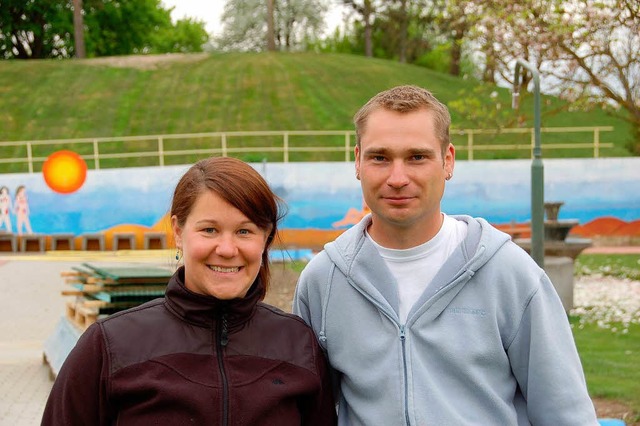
[171,156,283,299]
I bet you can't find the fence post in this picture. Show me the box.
[345,132,351,162]
[594,128,600,158]
[284,132,289,163]
[467,131,474,161]
[93,139,100,169]
[158,137,164,166]
[221,134,227,157]
[27,142,33,173]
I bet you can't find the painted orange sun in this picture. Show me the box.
[42,150,88,194]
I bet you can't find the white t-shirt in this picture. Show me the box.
[366,214,468,323]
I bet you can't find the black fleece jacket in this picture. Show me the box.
[42,267,336,426]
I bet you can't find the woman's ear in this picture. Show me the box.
[171,215,182,248]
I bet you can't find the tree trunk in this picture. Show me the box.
[398,0,408,63]
[364,0,373,57]
[449,38,461,76]
[266,0,276,51]
[73,0,86,58]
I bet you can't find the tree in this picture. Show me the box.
[543,0,640,153]
[468,0,639,153]
[0,0,73,59]
[0,0,209,59]
[152,18,209,54]
[341,0,378,57]
[266,0,276,51]
[73,0,86,58]
[430,0,482,76]
[217,0,328,51]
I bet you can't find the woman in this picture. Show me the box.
[42,157,336,425]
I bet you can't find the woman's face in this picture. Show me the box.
[172,189,269,300]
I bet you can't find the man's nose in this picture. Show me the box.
[387,161,410,188]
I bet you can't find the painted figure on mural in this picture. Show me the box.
[0,186,12,233]
[14,185,32,235]
[332,200,370,228]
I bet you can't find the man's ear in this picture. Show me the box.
[444,143,455,176]
[355,145,361,180]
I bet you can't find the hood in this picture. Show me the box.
[323,214,512,321]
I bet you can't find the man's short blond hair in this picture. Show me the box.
[353,85,451,155]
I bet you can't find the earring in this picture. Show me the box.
[446,172,452,181]
[175,249,181,261]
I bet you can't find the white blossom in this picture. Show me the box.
[571,276,640,334]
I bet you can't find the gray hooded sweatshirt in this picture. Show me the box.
[293,214,598,426]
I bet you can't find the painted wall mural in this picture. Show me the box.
[0,157,638,243]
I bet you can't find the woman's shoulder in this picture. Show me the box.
[254,302,318,337]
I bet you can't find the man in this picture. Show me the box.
[293,85,598,425]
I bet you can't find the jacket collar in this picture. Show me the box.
[164,266,261,330]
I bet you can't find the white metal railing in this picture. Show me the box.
[0,126,614,173]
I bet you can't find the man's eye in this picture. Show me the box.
[372,155,386,162]
[203,228,215,234]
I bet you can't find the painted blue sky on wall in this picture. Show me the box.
[0,158,638,236]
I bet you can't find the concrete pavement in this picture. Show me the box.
[0,250,174,426]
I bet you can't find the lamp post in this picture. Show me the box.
[513,59,544,268]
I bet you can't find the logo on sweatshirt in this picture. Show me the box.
[447,306,487,317]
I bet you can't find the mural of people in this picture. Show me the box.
[0,186,12,232]
[14,185,32,235]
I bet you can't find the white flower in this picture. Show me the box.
[570,276,640,333]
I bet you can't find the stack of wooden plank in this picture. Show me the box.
[62,263,173,330]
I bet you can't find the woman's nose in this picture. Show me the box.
[215,235,238,257]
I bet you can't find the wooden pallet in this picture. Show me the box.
[66,300,99,330]
[61,263,172,329]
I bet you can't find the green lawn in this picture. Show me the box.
[0,52,633,173]
[572,319,640,420]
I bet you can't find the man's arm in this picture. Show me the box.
[506,274,599,425]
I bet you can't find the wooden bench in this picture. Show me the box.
[50,233,75,250]
[112,232,136,250]
[143,232,166,250]
[80,233,106,251]
[0,232,17,252]
[20,234,46,252]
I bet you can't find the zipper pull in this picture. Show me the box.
[399,325,406,341]
[220,313,229,347]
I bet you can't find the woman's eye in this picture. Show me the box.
[238,229,250,235]
[203,228,215,234]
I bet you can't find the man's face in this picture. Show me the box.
[355,108,454,247]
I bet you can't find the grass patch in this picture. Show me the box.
[571,318,640,420]
[575,253,640,281]
[0,52,633,173]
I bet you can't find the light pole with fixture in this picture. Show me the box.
[513,59,544,268]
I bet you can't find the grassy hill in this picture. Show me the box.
[0,52,633,170]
